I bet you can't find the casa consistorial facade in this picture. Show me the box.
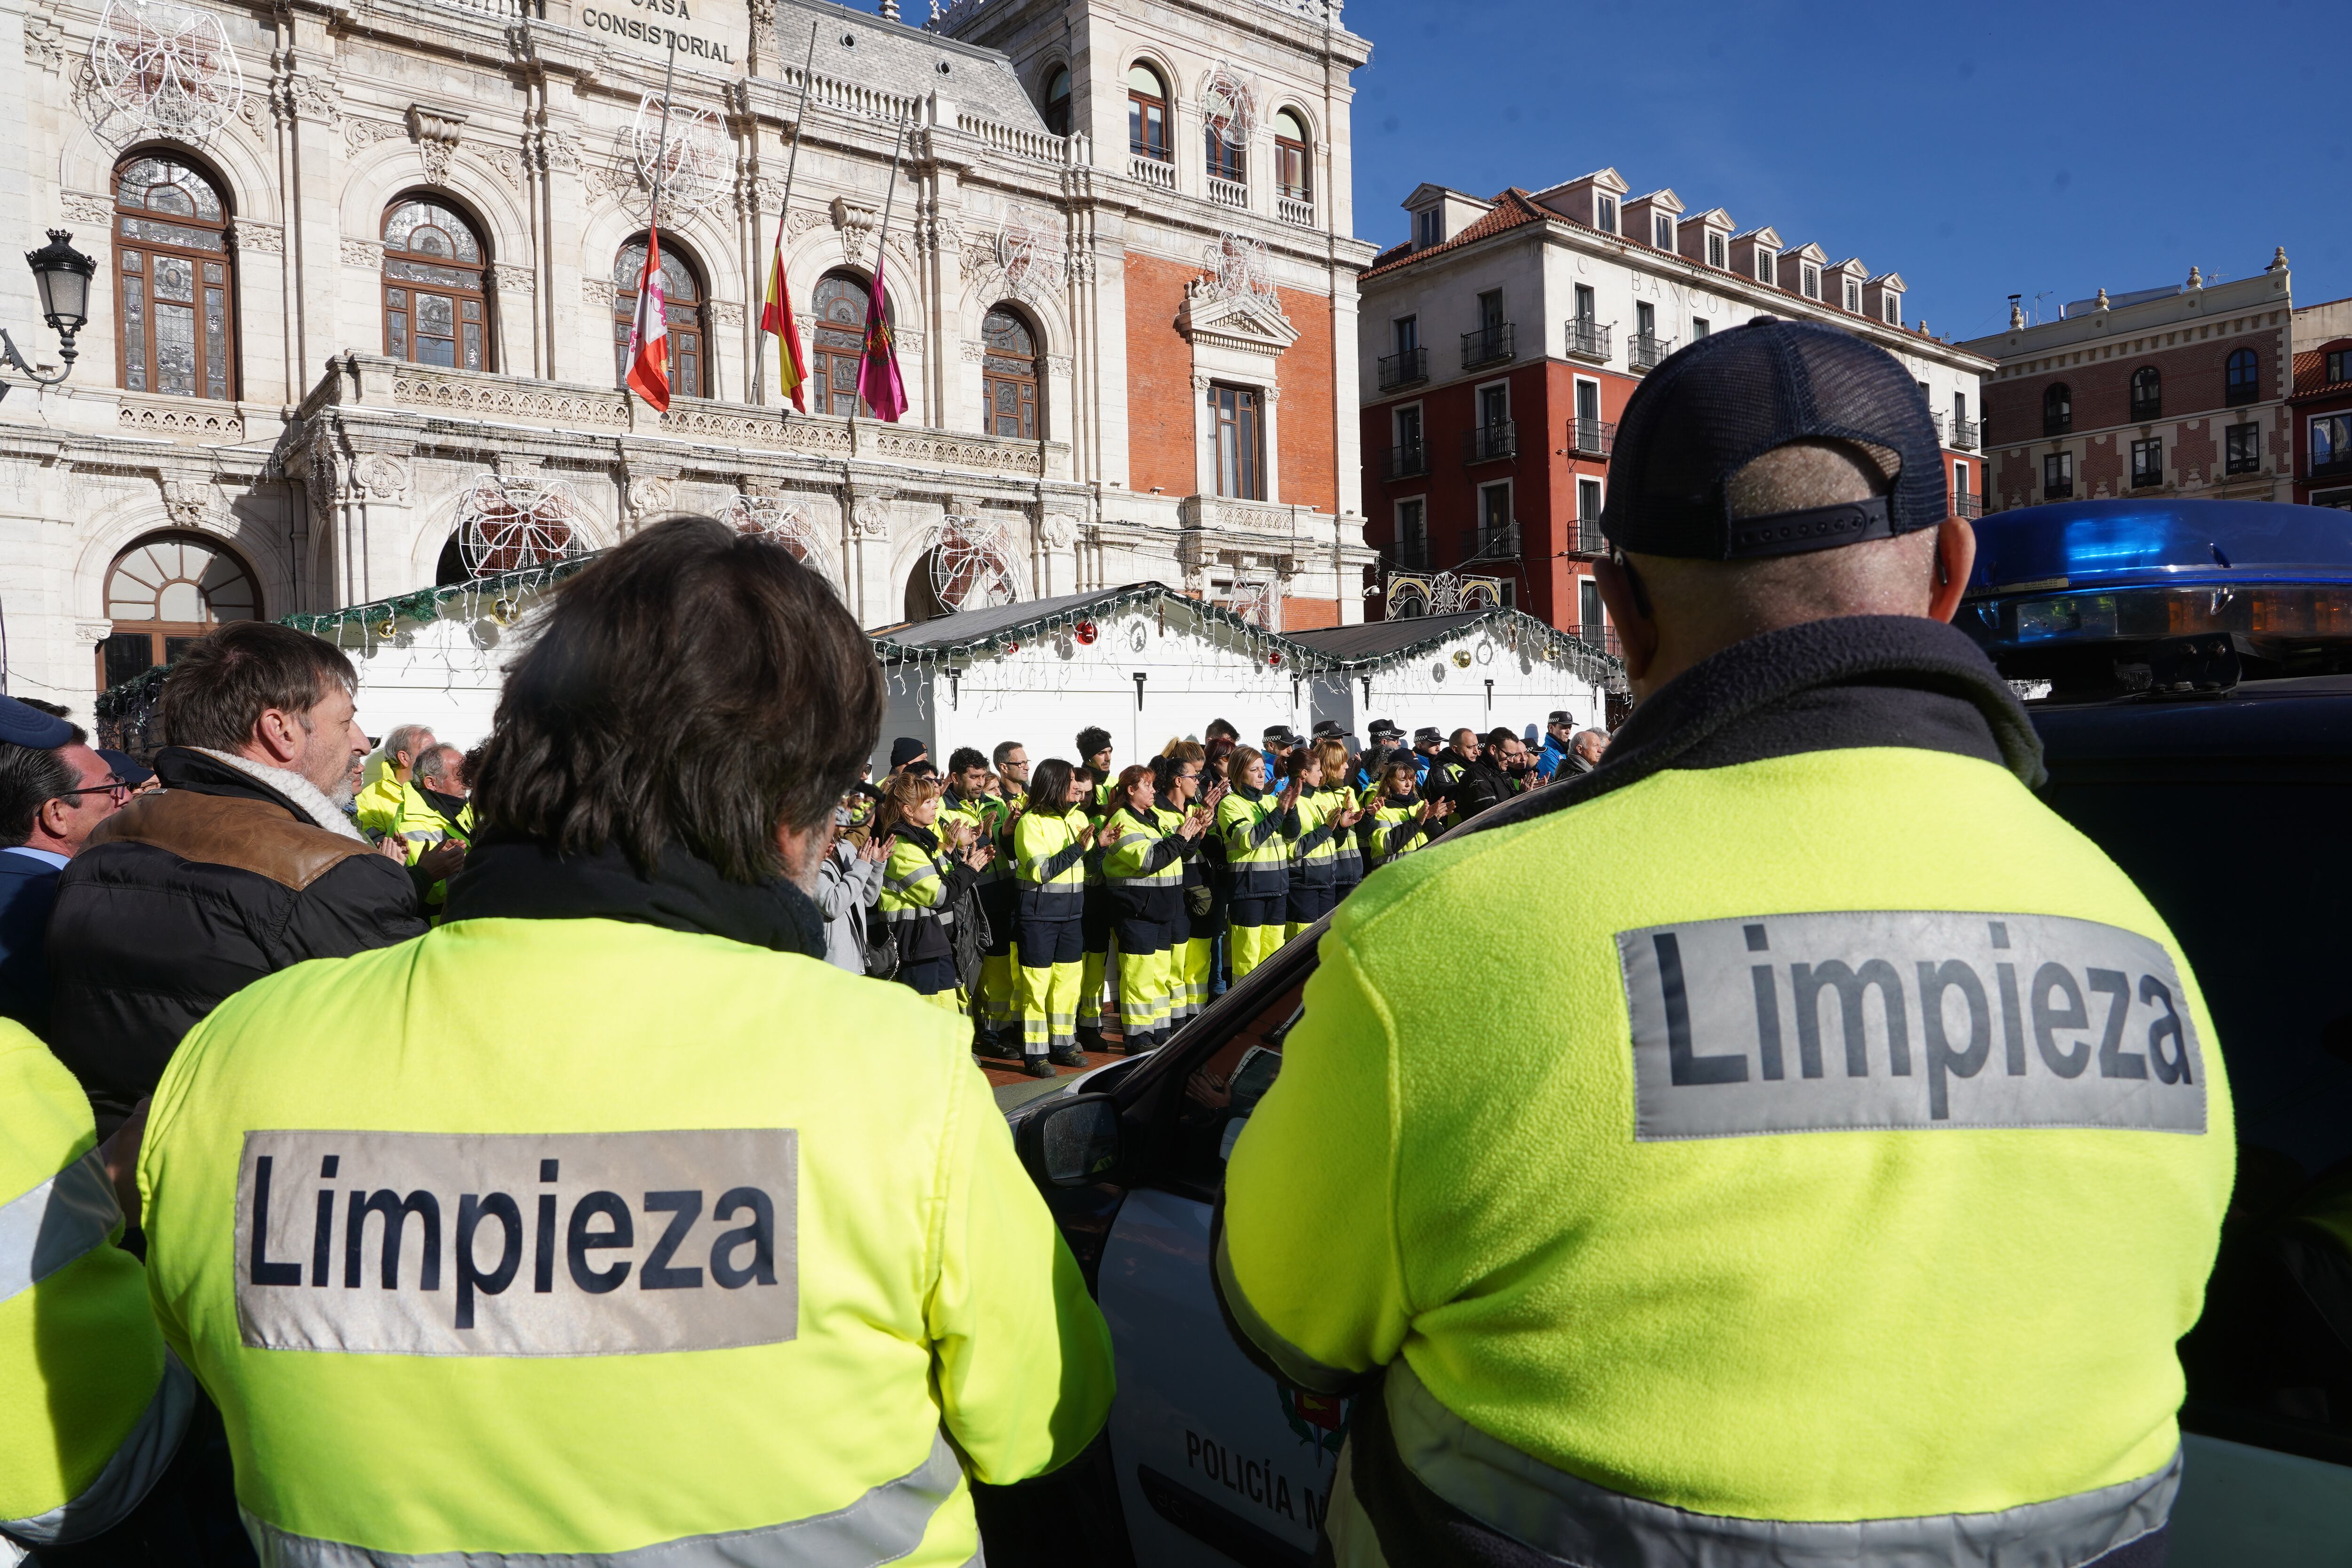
[0,0,1375,716]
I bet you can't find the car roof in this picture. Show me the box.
[2031,675,2352,766]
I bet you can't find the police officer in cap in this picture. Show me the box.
[1218,319,2228,1567]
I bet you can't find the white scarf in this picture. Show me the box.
[191,748,367,842]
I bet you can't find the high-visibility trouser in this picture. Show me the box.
[898,954,962,1014]
[1227,895,1285,980]
[1175,935,1214,1021]
[975,883,1019,1038]
[1078,890,1115,1032]
[1112,916,1174,1049]
[1015,915,1085,1057]
[1286,880,1337,943]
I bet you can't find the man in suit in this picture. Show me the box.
[0,697,125,1035]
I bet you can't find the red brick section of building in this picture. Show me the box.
[1276,285,1339,515]
[1123,251,1205,501]
[2290,338,2352,509]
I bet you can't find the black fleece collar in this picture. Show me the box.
[1460,616,2043,843]
[441,833,826,959]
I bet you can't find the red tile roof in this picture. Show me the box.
[2292,346,2352,401]
[1361,188,1555,280]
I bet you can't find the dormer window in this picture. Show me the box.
[1415,207,1440,249]
[1654,214,1673,250]
[1756,248,1774,283]
[1595,195,1617,235]
[1707,231,1726,268]
[1800,263,1820,301]
[1844,279,1860,312]
[1882,294,1900,325]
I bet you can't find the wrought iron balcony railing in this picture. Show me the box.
[1377,347,1427,390]
[1462,322,1515,370]
[1628,331,1674,372]
[1567,416,1614,457]
[1381,441,1428,480]
[1462,420,1517,463]
[1564,319,1610,361]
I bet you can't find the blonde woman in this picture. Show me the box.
[871,770,990,1009]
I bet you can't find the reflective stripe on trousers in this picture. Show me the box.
[0,1147,119,1305]
[240,1430,970,1567]
[1330,1359,2180,1568]
[0,1353,196,1548]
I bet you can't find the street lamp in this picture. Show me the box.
[0,229,98,400]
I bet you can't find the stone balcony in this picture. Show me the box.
[296,355,1074,483]
[1174,495,1365,571]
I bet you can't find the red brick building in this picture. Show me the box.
[1355,171,1990,638]
[2290,330,2352,510]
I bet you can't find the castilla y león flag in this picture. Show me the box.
[853,255,907,423]
[624,226,671,413]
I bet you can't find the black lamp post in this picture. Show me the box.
[1,229,98,400]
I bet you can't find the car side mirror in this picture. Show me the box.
[1017,1093,1123,1189]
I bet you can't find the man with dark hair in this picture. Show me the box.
[45,621,434,1135]
[0,700,122,1035]
[1204,717,1240,745]
[1223,319,2228,1566]
[135,517,1114,1564]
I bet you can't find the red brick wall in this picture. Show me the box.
[1981,317,2288,449]
[1276,286,1337,514]
[1281,596,1340,630]
[1124,252,1200,497]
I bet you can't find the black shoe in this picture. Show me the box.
[973,1038,1022,1061]
[1022,1057,1058,1078]
[1048,1046,1088,1067]
[1075,1027,1108,1053]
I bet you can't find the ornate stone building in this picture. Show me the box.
[0,0,1375,718]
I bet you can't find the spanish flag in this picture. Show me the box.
[760,210,808,413]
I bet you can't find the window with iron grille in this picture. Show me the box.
[2225,422,2260,476]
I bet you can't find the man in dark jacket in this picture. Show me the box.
[45,622,441,1135]
[1434,728,1513,821]
[0,698,124,1035]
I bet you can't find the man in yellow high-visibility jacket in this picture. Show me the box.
[1220,321,2231,1568]
[352,723,436,839]
[138,518,1114,1566]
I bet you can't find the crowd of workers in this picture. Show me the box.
[0,318,2229,1568]
[828,716,1608,1075]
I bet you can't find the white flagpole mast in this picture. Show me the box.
[753,19,821,408]
[849,114,908,440]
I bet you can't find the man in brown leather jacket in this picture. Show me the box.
[47,622,441,1135]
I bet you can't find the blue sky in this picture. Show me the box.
[1342,0,2349,343]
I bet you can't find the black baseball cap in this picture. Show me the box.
[0,694,72,748]
[1600,318,1947,561]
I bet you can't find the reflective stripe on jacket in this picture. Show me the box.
[1286,789,1337,890]
[137,910,1114,1564]
[1101,807,1186,924]
[1362,799,1429,870]
[877,826,960,966]
[1014,807,1089,922]
[0,1021,192,1546]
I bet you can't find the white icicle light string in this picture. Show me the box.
[630,94,730,221]
[88,0,244,145]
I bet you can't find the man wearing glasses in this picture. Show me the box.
[0,697,124,1036]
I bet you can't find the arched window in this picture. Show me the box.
[811,270,891,418]
[113,151,234,401]
[613,235,709,400]
[2225,347,2259,407]
[1041,66,1072,137]
[2129,366,2161,422]
[97,533,258,692]
[381,196,488,370]
[981,306,1039,439]
[1128,64,1169,162]
[2043,382,2072,437]
[1274,109,1310,201]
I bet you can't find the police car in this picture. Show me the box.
[988,499,2352,1568]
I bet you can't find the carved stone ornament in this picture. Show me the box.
[625,473,676,525]
[355,453,411,502]
[486,264,535,294]
[159,478,214,527]
[344,117,405,154]
[959,340,988,365]
[409,105,467,186]
[1040,513,1079,549]
[61,191,113,226]
[342,239,385,267]
[229,218,283,254]
[285,71,338,126]
[24,15,64,72]
[787,207,826,239]
[581,278,617,307]
[708,300,746,327]
[852,497,892,537]
[1044,354,1072,378]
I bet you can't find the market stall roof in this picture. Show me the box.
[870,582,1343,667]
[1286,613,1494,662]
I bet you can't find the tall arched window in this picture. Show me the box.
[2043,382,2072,436]
[113,151,234,401]
[1274,109,1310,201]
[381,197,488,370]
[97,533,258,693]
[811,270,890,418]
[1128,64,1169,162]
[2130,366,2161,422]
[981,306,1039,439]
[613,235,709,400]
[2225,347,2259,407]
[1041,66,1072,136]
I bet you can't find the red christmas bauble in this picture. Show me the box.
[1075,621,1098,645]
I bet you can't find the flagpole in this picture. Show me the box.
[753,18,820,409]
[849,114,909,441]
[649,32,677,230]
